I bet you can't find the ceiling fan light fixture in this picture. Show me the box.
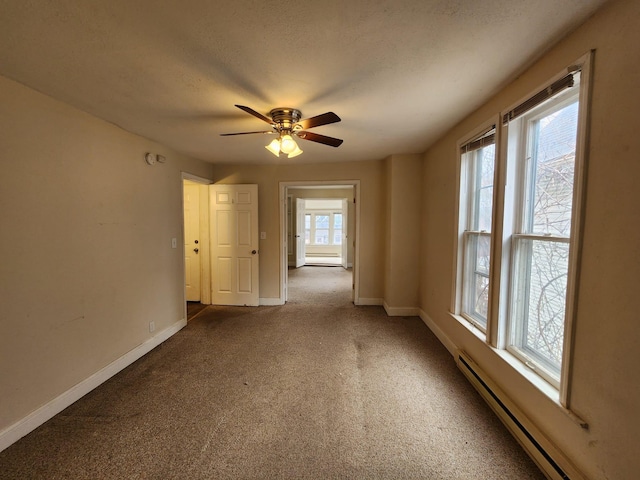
[265,138,281,156]
[279,134,298,154]
[223,105,343,158]
[287,144,303,158]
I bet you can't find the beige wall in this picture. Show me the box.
[2,1,637,477]
[210,161,386,302]
[419,0,640,478]
[0,75,212,433]
[384,154,422,312]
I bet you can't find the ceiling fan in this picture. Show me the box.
[220,105,343,158]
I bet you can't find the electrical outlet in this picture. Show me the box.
[149,321,155,333]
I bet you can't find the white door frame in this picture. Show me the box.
[180,173,212,319]
[279,180,361,304]
[341,198,349,269]
[183,182,202,302]
[295,198,306,268]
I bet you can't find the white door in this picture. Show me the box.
[184,183,201,301]
[295,198,306,268]
[341,198,349,269]
[210,184,259,306]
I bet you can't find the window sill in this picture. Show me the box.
[492,349,588,429]
[448,312,588,430]
[449,312,487,342]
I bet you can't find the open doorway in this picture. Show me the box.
[181,174,212,319]
[280,181,360,305]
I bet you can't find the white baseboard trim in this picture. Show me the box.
[259,297,285,306]
[418,309,457,356]
[0,319,187,453]
[355,297,384,306]
[383,302,420,317]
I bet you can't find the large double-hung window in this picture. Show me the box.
[506,72,585,388]
[454,54,591,401]
[459,127,497,330]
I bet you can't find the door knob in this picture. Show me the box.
[194,248,199,253]
[251,250,257,255]
[194,240,199,244]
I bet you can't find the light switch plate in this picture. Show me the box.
[260,232,266,240]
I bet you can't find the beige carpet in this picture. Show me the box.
[0,266,544,479]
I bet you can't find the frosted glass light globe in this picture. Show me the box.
[280,135,297,154]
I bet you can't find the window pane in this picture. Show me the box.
[476,145,495,232]
[315,229,329,245]
[305,214,311,245]
[462,232,490,328]
[473,274,490,322]
[511,238,569,376]
[315,215,329,229]
[474,233,491,275]
[334,213,343,229]
[334,229,342,245]
[527,101,578,237]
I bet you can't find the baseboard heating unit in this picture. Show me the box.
[456,351,584,480]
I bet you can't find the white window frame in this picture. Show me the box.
[505,90,581,388]
[456,126,498,333]
[452,52,592,407]
[305,211,343,246]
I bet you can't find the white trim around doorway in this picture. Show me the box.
[180,172,212,319]
[279,180,361,305]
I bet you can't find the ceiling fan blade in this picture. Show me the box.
[235,105,274,124]
[220,131,274,136]
[297,131,343,147]
[296,112,341,130]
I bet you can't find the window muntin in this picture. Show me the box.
[459,135,496,330]
[507,83,580,387]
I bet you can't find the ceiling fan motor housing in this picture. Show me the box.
[269,108,302,132]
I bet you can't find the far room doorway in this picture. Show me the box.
[297,198,349,267]
[182,174,212,320]
[281,182,360,305]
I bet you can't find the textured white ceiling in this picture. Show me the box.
[0,0,608,164]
